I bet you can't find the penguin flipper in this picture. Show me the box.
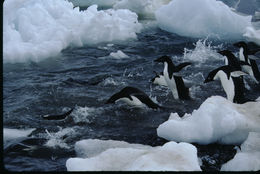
[175,62,192,72]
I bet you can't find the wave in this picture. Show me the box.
[3,0,142,63]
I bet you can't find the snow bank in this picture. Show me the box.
[113,0,171,19]
[155,0,252,40]
[3,0,142,63]
[221,132,260,171]
[157,96,260,145]
[4,128,35,143]
[66,139,201,171]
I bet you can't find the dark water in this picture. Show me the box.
[3,24,260,171]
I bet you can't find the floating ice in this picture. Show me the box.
[66,139,201,171]
[243,26,260,46]
[221,132,260,171]
[155,0,252,40]
[3,128,35,143]
[113,0,171,19]
[3,0,142,63]
[109,50,129,59]
[157,96,260,145]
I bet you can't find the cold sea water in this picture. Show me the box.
[3,1,260,172]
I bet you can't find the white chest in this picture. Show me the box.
[117,96,146,107]
[215,71,235,102]
[163,63,179,99]
[239,48,245,62]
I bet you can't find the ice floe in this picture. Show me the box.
[221,132,260,171]
[155,0,252,40]
[3,0,142,63]
[66,139,201,171]
[157,96,260,145]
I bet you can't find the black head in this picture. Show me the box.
[204,68,219,83]
[154,55,172,64]
[233,41,247,49]
[106,87,142,104]
[218,50,233,57]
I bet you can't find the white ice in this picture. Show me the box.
[4,128,35,143]
[3,0,142,63]
[69,0,118,8]
[221,132,260,171]
[155,0,252,40]
[157,96,260,145]
[113,0,171,19]
[109,50,129,59]
[66,139,201,171]
[243,26,260,46]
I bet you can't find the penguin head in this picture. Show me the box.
[233,41,247,49]
[150,71,160,83]
[154,55,172,64]
[218,50,233,57]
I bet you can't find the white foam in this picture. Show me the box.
[70,106,99,123]
[157,96,260,145]
[221,132,260,171]
[3,128,35,143]
[113,0,171,19]
[66,139,201,171]
[3,0,142,63]
[109,50,129,59]
[183,39,223,64]
[155,0,252,40]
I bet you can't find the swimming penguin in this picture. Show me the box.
[204,65,248,104]
[233,41,260,83]
[42,108,74,120]
[150,71,168,86]
[154,55,191,100]
[106,86,162,109]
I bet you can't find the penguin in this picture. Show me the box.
[233,41,260,83]
[150,71,168,86]
[106,86,162,109]
[204,65,248,104]
[154,55,191,100]
[42,108,74,120]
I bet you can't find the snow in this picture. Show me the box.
[66,139,201,171]
[69,0,118,8]
[155,0,252,40]
[157,96,260,145]
[3,0,142,63]
[221,132,260,171]
[3,128,35,143]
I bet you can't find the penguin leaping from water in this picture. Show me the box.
[233,41,260,83]
[204,65,248,104]
[106,86,163,109]
[154,55,191,100]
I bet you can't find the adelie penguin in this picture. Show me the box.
[154,55,191,100]
[42,108,74,120]
[204,65,248,104]
[106,86,163,109]
[233,41,260,83]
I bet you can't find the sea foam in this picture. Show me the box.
[3,0,142,63]
[155,0,252,40]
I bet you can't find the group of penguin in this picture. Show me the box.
[42,41,260,120]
